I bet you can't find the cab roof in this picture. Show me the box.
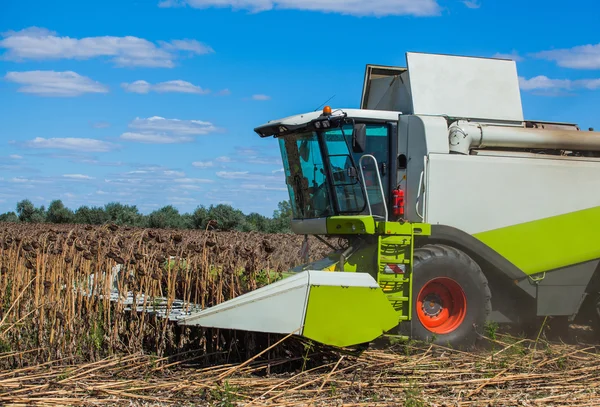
[253,108,401,138]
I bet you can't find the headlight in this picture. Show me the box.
[314,121,321,129]
[322,120,330,128]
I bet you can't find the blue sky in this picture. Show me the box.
[0,0,599,217]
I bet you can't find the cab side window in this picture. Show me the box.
[352,124,389,194]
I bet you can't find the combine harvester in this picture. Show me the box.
[123,52,600,349]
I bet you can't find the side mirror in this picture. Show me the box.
[352,123,366,153]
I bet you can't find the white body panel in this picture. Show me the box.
[424,153,600,234]
[405,53,524,122]
[177,270,381,334]
[309,271,381,288]
[178,271,311,334]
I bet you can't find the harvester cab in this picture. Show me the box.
[177,52,600,350]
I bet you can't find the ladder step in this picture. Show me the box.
[387,296,409,302]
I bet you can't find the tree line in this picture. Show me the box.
[0,199,293,233]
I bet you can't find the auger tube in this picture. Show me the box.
[449,121,600,155]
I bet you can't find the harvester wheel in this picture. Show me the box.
[411,244,491,349]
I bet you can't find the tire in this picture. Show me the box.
[410,244,491,349]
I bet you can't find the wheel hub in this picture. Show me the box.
[416,277,467,335]
[421,293,443,317]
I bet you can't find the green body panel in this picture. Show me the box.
[326,216,376,234]
[377,221,431,237]
[335,244,378,273]
[289,218,431,329]
[291,245,377,274]
[474,206,600,275]
[302,284,399,347]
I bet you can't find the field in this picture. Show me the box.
[1,223,600,406]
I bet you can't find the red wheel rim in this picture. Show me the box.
[416,277,467,334]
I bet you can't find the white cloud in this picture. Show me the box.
[9,155,23,159]
[121,79,210,94]
[173,178,214,183]
[4,71,108,97]
[159,39,214,55]
[519,75,600,92]
[462,0,480,8]
[252,94,271,101]
[121,80,151,94]
[247,156,281,165]
[215,156,231,162]
[63,174,94,180]
[120,116,219,144]
[158,0,186,7]
[164,170,185,177]
[216,171,248,179]
[581,79,600,89]
[216,170,283,182]
[234,146,282,165]
[217,89,231,96]
[120,132,194,144]
[519,76,571,91]
[176,184,202,190]
[10,177,30,183]
[241,184,287,191]
[159,0,441,17]
[493,51,523,62]
[533,44,600,70]
[167,197,198,204]
[192,160,214,168]
[24,137,117,152]
[0,27,214,68]
[129,116,218,135]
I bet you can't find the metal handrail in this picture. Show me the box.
[358,154,388,221]
[415,155,428,221]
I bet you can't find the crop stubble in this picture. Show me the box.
[2,223,600,406]
[0,223,331,367]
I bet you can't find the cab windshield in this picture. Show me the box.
[278,127,366,219]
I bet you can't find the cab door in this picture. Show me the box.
[351,123,391,220]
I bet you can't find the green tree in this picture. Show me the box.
[207,204,246,231]
[147,205,185,229]
[74,206,109,225]
[245,212,270,232]
[46,200,75,224]
[273,200,292,219]
[16,199,46,223]
[180,213,194,229]
[104,202,145,226]
[191,205,209,229]
[0,212,18,223]
[270,200,292,233]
